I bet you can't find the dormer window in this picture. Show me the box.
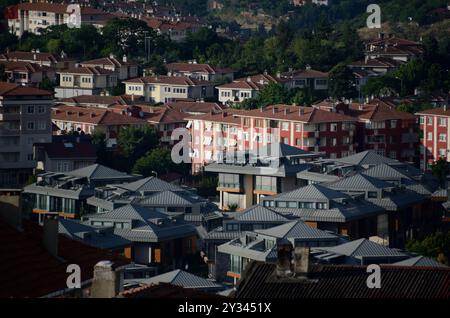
[368,191,378,199]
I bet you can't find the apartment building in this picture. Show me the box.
[6,3,115,37]
[55,67,118,98]
[416,106,450,170]
[187,104,358,174]
[204,143,323,210]
[80,55,138,80]
[0,50,76,71]
[217,74,285,104]
[166,61,235,82]
[0,61,56,86]
[123,75,215,103]
[315,99,418,162]
[0,82,53,188]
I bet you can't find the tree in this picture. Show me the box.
[431,158,450,187]
[132,148,176,176]
[117,125,158,165]
[90,130,110,166]
[257,82,291,106]
[406,231,450,265]
[328,63,356,99]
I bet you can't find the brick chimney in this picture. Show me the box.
[276,240,293,277]
[43,215,59,258]
[91,261,123,298]
[293,247,310,276]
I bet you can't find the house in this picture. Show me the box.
[217,74,286,104]
[34,139,97,173]
[123,75,215,104]
[143,16,203,42]
[0,61,56,86]
[187,104,358,174]
[217,219,341,283]
[81,204,198,269]
[365,34,423,62]
[392,255,447,267]
[0,82,54,188]
[204,143,323,210]
[166,61,235,82]
[80,55,139,80]
[280,67,329,90]
[6,3,116,37]
[416,106,450,170]
[55,67,118,98]
[23,164,139,221]
[0,50,76,71]
[59,94,143,109]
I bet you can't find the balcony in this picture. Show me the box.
[217,182,243,192]
[0,113,20,121]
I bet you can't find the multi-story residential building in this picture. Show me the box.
[0,50,76,71]
[365,34,423,62]
[23,164,139,221]
[280,67,329,90]
[205,143,323,210]
[143,16,203,42]
[187,104,358,174]
[217,74,285,104]
[6,3,115,37]
[52,105,147,146]
[0,61,56,86]
[315,99,419,162]
[123,75,215,104]
[80,55,138,80]
[55,67,118,98]
[417,106,450,170]
[0,82,53,188]
[166,61,235,82]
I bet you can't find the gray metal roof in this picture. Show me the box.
[362,163,411,180]
[135,190,198,206]
[255,220,338,240]
[23,183,92,199]
[138,269,223,290]
[296,171,340,183]
[85,204,167,221]
[392,256,448,267]
[336,150,397,166]
[234,205,289,223]
[67,164,136,181]
[204,161,309,177]
[271,184,350,201]
[117,176,182,193]
[326,173,393,191]
[203,227,244,241]
[316,238,408,258]
[366,190,426,211]
[258,143,320,159]
[58,219,131,249]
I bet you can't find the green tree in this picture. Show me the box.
[90,129,110,166]
[117,125,158,165]
[328,63,356,99]
[431,158,450,187]
[132,148,176,176]
[406,231,450,265]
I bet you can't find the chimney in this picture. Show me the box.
[272,107,276,114]
[109,53,115,59]
[247,76,251,82]
[293,247,310,276]
[43,216,59,258]
[276,240,293,277]
[90,261,122,298]
[284,108,288,116]
[122,55,127,63]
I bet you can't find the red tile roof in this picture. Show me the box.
[58,66,114,75]
[166,62,234,74]
[0,60,51,73]
[218,74,285,90]
[349,57,403,68]
[0,51,75,63]
[281,68,328,78]
[59,95,142,107]
[81,57,137,67]
[35,142,97,159]
[166,101,225,114]
[0,82,53,96]
[52,105,147,125]
[0,219,129,298]
[350,100,416,121]
[234,261,450,298]
[123,75,212,86]
[416,107,450,117]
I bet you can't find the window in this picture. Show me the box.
[439,134,447,142]
[295,123,301,132]
[230,255,242,274]
[255,176,277,192]
[276,201,287,208]
[27,105,35,114]
[427,116,432,125]
[368,191,378,198]
[439,149,446,157]
[390,120,397,128]
[331,138,337,146]
[218,174,240,189]
[27,121,35,130]
[330,123,338,132]
[439,118,447,127]
[296,138,301,146]
[299,202,315,209]
[27,153,33,161]
[38,105,45,113]
[281,122,289,131]
[419,116,424,124]
[38,121,46,130]
[427,132,432,141]
[283,137,289,144]
[226,223,239,231]
[389,151,397,159]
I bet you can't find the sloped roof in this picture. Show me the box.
[67,164,135,181]
[258,143,316,158]
[0,82,53,97]
[118,176,182,192]
[35,142,96,159]
[317,238,407,258]
[326,173,394,191]
[392,256,447,268]
[139,269,223,289]
[136,190,198,206]
[336,150,397,166]
[273,184,350,201]
[86,204,167,221]
[255,220,337,240]
[234,205,289,222]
